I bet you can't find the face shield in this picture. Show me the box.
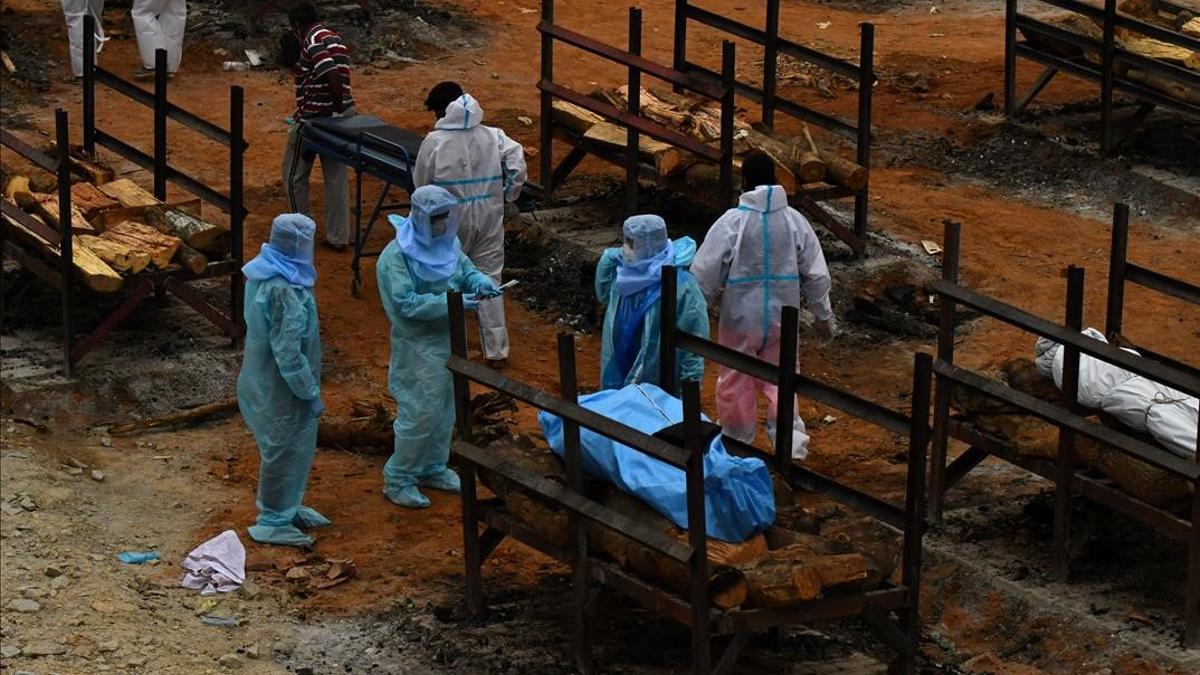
[268,214,317,263]
[621,215,670,263]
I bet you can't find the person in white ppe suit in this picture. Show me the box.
[131,0,186,79]
[61,0,106,78]
[691,151,834,460]
[415,82,527,369]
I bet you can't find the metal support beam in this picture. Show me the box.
[854,23,874,244]
[626,8,643,218]
[1052,266,1085,582]
[153,49,169,201]
[1105,203,1129,338]
[660,265,679,395]
[558,332,595,675]
[928,220,961,521]
[683,379,711,675]
[55,110,75,376]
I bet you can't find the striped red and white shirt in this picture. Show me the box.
[296,23,354,119]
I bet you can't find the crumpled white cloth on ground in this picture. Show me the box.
[180,530,246,595]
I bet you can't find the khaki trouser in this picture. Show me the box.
[281,108,355,247]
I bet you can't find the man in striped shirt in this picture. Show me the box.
[281,2,356,251]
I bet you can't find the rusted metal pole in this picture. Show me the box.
[660,265,678,395]
[626,7,643,218]
[1100,0,1117,152]
[558,332,595,674]
[927,220,960,521]
[762,0,780,130]
[153,49,169,201]
[900,352,932,674]
[540,0,555,196]
[1105,203,1129,339]
[719,41,736,206]
[56,110,75,376]
[682,379,710,674]
[774,306,800,478]
[1004,0,1017,116]
[1052,266,1085,582]
[82,15,96,155]
[449,292,484,617]
[230,85,246,341]
[854,23,874,245]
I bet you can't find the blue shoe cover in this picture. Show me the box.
[385,485,430,509]
[247,524,314,547]
[418,468,461,494]
[293,506,331,530]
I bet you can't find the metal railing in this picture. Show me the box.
[926,219,1200,646]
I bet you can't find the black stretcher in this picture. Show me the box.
[298,114,423,297]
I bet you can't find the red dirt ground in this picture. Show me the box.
[6,0,1197,668]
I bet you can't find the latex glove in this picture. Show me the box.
[309,397,326,419]
[475,280,503,299]
[463,296,481,312]
[503,202,519,219]
[813,319,835,344]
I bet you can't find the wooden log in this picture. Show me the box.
[741,128,826,184]
[100,221,181,268]
[801,125,867,192]
[175,243,209,275]
[70,182,120,220]
[78,235,152,274]
[683,155,802,196]
[146,205,226,254]
[97,179,159,208]
[108,398,240,435]
[582,121,696,177]
[551,99,608,136]
[4,176,35,209]
[1,213,123,292]
[1184,17,1200,38]
[34,195,94,235]
[47,143,115,185]
[737,544,871,608]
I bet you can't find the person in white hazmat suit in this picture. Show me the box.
[414,82,527,368]
[691,151,835,460]
[61,0,106,78]
[131,0,186,78]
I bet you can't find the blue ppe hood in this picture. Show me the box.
[390,185,462,282]
[242,214,317,288]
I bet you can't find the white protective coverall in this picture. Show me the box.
[691,185,833,459]
[414,94,527,361]
[62,0,105,78]
[1035,327,1198,459]
[132,0,186,72]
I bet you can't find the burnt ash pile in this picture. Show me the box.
[505,224,600,332]
[878,120,1200,223]
[189,0,483,67]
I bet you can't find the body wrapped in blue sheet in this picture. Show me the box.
[538,383,775,542]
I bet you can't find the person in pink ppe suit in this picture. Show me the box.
[690,151,834,460]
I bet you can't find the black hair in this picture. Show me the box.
[741,150,777,190]
[279,31,302,69]
[424,81,464,118]
[287,3,320,31]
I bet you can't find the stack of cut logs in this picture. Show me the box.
[551,86,867,196]
[1032,0,1200,105]
[1,147,230,294]
[476,435,894,609]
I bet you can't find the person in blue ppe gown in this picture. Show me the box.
[238,214,328,547]
[595,214,709,394]
[377,185,500,508]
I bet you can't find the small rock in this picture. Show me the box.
[127,656,148,667]
[98,639,120,653]
[362,66,376,76]
[66,466,84,476]
[218,652,241,668]
[24,640,67,656]
[285,566,311,581]
[0,644,21,658]
[100,435,113,447]
[18,496,37,511]
[90,470,105,482]
[245,643,260,660]
[239,581,261,600]
[6,598,40,613]
[51,575,71,590]
[44,565,65,578]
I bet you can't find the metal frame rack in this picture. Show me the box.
[537,1,739,213]
[925,220,1200,646]
[672,0,876,253]
[1003,0,1200,152]
[1103,202,1200,377]
[79,16,246,341]
[447,275,932,674]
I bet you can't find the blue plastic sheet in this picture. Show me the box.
[538,383,775,542]
[117,551,160,565]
